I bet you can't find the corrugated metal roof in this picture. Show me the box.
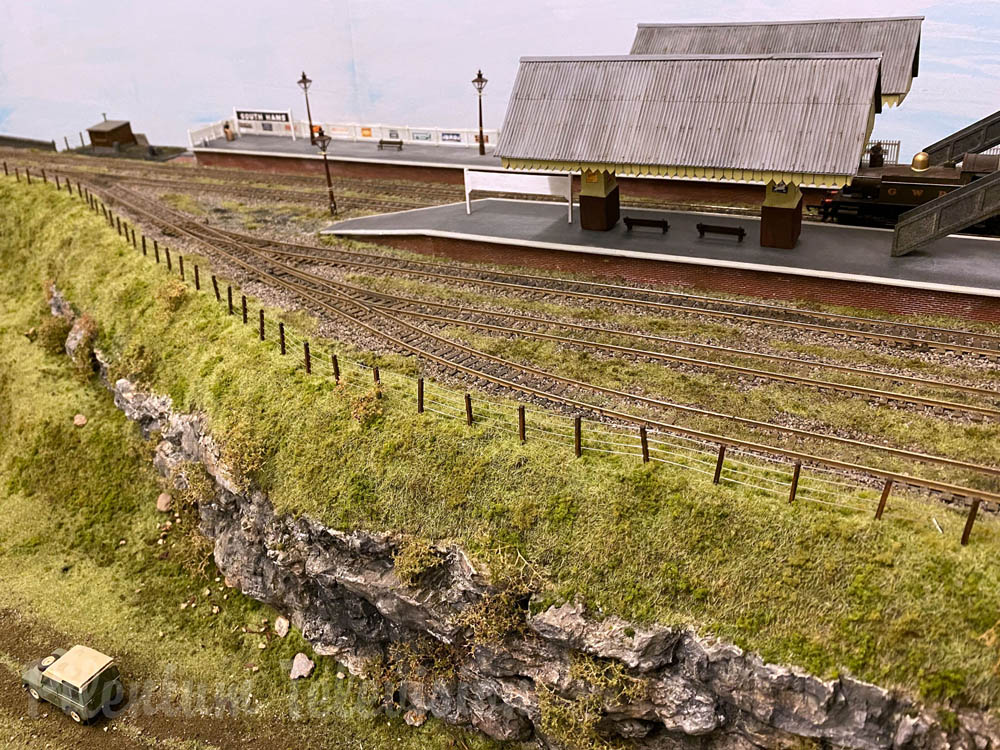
[495,54,882,178]
[631,17,921,98]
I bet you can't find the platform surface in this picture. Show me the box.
[322,198,1000,296]
[194,134,502,169]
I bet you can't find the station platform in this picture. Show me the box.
[193,134,500,181]
[322,198,1000,322]
[191,135,789,206]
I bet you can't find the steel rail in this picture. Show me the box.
[94,184,1000,504]
[223,233,1000,358]
[247,253,1000,404]
[368,301,1000,419]
[228,232,1000,352]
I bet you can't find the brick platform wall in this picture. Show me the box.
[194,151,829,209]
[195,151,467,185]
[366,234,1000,323]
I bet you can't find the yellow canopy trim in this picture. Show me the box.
[500,158,852,189]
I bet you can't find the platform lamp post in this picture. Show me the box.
[297,71,316,145]
[314,128,337,216]
[472,69,488,155]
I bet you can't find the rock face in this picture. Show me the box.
[49,288,1000,750]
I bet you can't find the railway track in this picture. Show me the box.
[223,231,1000,359]
[225,235,1000,407]
[94,183,1000,499]
[3,150,762,218]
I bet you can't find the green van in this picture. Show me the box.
[22,645,124,723]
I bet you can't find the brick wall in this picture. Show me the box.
[368,234,1000,323]
[194,151,830,209]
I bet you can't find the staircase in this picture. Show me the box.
[891,169,1000,256]
[924,109,1000,166]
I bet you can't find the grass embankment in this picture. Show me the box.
[0,182,499,748]
[2,178,1000,716]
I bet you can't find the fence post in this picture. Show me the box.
[2,161,6,176]
[241,295,247,324]
[131,229,137,249]
[165,247,172,271]
[212,275,220,302]
[25,167,31,185]
[279,322,286,354]
[465,394,473,426]
[638,426,650,463]
[304,341,311,374]
[116,217,121,235]
[518,405,526,444]
[154,240,160,263]
[77,182,82,197]
[258,310,265,341]
[713,445,726,484]
[179,255,185,280]
[194,265,201,290]
[788,462,802,504]
[961,498,981,546]
[332,354,339,382]
[141,235,147,256]
[874,479,893,520]
[55,174,60,189]
[41,169,47,183]
[574,416,582,457]
[417,378,424,412]
[227,286,233,315]
[15,167,20,182]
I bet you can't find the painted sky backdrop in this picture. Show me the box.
[1,0,998,159]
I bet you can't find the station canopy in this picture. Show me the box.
[495,53,883,188]
[630,16,922,107]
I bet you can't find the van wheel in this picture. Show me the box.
[69,710,83,723]
[27,687,40,701]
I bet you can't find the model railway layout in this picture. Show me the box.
[41,175,993,510]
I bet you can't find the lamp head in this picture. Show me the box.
[314,128,331,152]
[472,69,488,94]
[297,71,312,92]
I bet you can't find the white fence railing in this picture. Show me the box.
[464,169,572,222]
[187,121,229,149]
[189,117,498,150]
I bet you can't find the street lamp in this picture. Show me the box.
[471,69,488,156]
[297,71,315,145]
[314,128,337,216]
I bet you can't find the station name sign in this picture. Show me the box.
[235,110,290,123]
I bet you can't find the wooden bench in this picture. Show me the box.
[624,216,669,233]
[696,222,746,242]
[377,139,403,151]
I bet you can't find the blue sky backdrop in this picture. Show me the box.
[0,0,998,159]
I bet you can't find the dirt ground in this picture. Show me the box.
[0,609,477,750]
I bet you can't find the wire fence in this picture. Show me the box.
[12,167,992,546]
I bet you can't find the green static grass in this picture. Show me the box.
[2,179,1000,715]
[0,183,500,749]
